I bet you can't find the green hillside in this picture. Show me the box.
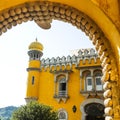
[0,106,18,120]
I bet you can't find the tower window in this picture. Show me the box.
[32,76,35,85]
[33,54,36,60]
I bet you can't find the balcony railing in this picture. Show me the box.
[59,91,67,97]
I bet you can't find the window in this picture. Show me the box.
[54,74,69,102]
[86,76,92,91]
[58,109,67,120]
[80,69,103,94]
[95,73,102,91]
[32,76,35,85]
[59,78,66,96]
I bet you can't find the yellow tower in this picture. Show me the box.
[25,39,43,103]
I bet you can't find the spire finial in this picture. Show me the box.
[36,38,38,42]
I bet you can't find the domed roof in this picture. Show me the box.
[29,39,44,51]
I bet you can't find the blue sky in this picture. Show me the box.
[0,20,94,107]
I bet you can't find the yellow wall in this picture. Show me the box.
[25,57,102,120]
[38,67,85,119]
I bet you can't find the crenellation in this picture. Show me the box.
[41,58,45,65]
[45,58,50,65]
[61,56,66,65]
[40,48,100,71]
[89,48,96,56]
[82,58,89,65]
[66,55,71,63]
[50,57,56,65]
[84,49,89,58]
[71,55,77,64]
[56,56,61,64]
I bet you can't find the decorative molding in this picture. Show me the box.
[25,97,38,103]
[53,95,69,103]
[27,67,40,71]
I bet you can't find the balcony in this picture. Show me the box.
[54,90,69,103]
[80,89,104,98]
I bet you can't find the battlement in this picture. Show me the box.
[40,48,100,71]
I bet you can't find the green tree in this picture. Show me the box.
[11,101,58,120]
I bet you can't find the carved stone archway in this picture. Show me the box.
[0,1,119,119]
[80,98,104,120]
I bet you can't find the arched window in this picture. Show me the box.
[58,109,68,120]
[95,73,102,91]
[80,68,103,93]
[59,78,66,96]
[86,74,92,91]
[54,74,69,102]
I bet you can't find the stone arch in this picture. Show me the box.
[0,1,119,119]
[80,98,104,120]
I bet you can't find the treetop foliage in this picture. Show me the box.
[11,101,58,120]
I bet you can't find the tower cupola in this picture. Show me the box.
[28,39,43,60]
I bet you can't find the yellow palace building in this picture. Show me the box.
[25,39,104,120]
